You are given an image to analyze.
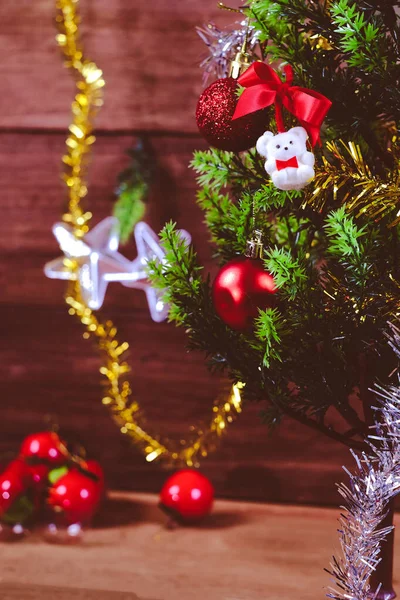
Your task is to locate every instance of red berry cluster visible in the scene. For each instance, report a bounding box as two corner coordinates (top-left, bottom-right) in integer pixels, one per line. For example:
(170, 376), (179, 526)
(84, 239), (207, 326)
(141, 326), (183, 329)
(0, 431), (104, 530)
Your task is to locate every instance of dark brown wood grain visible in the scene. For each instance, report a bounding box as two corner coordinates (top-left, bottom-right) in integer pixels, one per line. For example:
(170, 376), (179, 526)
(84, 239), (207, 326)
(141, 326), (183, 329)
(0, 0), (233, 132)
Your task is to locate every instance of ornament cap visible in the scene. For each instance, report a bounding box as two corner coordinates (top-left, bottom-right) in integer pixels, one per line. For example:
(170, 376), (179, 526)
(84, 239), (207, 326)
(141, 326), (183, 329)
(229, 51), (250, 79)
(229, 37), (251, 79)
(245, 230), (264, 259)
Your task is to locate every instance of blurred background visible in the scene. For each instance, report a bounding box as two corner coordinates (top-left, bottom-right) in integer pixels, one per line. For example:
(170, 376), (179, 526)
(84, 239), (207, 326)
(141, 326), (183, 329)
(0, 0), (350, 504)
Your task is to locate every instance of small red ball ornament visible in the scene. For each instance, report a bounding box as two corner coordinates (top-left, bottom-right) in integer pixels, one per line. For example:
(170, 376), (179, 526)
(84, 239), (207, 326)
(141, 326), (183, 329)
(0, 459), (32, 518)
(48, 461), (104, 526)
(213, 257), (277, 330)
(196, 77), (268, 152)
(85, 460), (105, 494)
(160, 470), (214, 524)
(20, 431), (68, 466)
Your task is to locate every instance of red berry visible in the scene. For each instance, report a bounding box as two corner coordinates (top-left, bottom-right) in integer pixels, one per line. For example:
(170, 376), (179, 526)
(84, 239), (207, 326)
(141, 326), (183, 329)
(20, 431), (68, 466)
(48, 462), (103, 525)
(160, 470), (214, 523)
(31, 463), (52, 488)
(85, 460), (105, 493)
(0, 459), (32, 518)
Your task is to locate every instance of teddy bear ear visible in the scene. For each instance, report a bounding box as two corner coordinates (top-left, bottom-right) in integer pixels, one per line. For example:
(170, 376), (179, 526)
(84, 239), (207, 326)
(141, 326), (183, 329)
(256, 131), (274, 157)
(289, 126), (309, 143)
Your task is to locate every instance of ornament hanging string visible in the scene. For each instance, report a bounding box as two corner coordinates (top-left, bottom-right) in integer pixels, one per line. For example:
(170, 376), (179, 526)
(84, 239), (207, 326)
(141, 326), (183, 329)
(233, 62), (332, 145)
(55, 0), (244, 468)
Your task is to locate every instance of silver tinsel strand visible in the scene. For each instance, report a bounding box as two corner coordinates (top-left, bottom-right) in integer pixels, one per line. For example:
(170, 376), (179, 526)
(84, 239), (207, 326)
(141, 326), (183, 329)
(196, 21), (260, 85)
(327, 324), (400, 600)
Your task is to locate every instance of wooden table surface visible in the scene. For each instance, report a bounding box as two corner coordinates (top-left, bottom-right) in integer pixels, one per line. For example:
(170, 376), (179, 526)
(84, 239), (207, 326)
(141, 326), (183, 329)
(1, 492), (399, 600)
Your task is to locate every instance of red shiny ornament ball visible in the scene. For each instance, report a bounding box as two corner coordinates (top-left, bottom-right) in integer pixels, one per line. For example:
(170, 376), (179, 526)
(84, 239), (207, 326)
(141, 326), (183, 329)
(48, 462), (103, 526)
(20, 431), (68, 466)
(0, 459), (32, 518)
(196, 77), (269, 152)
(213, 258), (277, 330)
(160, 469), (214, 524)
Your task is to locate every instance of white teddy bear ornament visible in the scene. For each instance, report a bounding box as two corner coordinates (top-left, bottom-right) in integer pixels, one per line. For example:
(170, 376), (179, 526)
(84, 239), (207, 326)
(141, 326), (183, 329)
(256, 126), (315, 191)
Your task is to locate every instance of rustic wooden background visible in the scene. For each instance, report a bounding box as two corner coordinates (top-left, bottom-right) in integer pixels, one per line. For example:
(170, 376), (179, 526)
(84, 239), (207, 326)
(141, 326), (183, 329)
(0, 0), (351, 505)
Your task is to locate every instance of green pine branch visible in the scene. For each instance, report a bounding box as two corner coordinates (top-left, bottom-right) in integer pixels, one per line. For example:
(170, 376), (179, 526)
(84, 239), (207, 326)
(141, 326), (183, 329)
(254, 307), (285, 367)
(324, 206), (373, 296)
(331, 0), (385, 73)
(191, 149), (238, 190)
(191, 148), (264, 191)
(325, 206), (366, 260)
(146, 223), (263, 384)
(146, 221), (204, 325)
(196, 187), (253, 259)
(113, 140), (154, 244)
(264, 247), (307, 300)
(113, 183), (147, 244)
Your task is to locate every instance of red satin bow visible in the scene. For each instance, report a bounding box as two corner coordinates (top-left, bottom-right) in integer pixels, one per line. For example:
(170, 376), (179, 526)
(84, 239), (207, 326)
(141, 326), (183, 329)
(232, 63), (332, 147)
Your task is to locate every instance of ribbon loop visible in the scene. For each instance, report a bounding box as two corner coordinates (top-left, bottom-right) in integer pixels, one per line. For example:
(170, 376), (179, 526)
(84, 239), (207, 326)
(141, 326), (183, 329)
(232, 62), (332, 146)
(283, 64), (294, 86)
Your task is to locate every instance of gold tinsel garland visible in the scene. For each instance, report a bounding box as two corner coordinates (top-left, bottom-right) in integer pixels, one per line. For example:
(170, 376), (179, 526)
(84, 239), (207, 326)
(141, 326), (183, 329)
(56, 0), (243, 468)
(306, 140), (400, 227)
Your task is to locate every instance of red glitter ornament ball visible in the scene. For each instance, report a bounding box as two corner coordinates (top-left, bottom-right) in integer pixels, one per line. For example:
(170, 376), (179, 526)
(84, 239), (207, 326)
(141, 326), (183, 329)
(160, 470), (214, 524)
(48, 461), (104, 526)
(213, 258), (277, 330)
(196, 77), (268, 152)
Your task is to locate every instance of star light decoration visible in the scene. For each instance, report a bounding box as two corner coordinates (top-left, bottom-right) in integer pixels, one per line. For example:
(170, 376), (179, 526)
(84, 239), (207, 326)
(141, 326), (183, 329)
(44, 217), (191, 322)
(196, 20), (260, 85)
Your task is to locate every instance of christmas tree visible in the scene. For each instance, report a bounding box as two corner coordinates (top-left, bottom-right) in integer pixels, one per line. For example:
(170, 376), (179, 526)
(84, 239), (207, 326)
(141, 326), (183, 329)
(147, 2), (400, 598)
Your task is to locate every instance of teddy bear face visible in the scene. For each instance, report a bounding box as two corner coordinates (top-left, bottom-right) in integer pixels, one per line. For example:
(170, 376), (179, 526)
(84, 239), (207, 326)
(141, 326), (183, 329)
(265, 129), (306, 161)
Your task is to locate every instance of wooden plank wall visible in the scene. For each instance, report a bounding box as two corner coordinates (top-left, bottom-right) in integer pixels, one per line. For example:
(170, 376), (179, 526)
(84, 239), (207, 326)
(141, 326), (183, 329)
(0, 0), (351, 505)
